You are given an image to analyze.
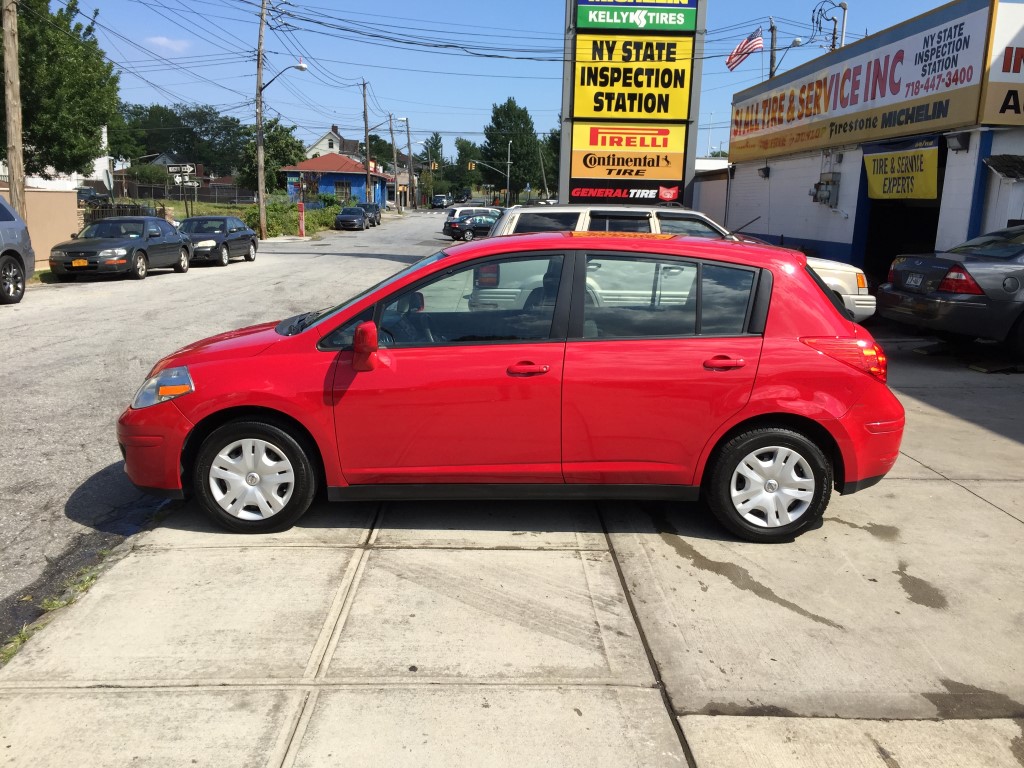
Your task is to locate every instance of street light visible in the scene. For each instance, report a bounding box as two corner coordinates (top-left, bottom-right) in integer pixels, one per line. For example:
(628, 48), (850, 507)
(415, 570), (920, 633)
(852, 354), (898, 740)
(256, 57), (307, 240)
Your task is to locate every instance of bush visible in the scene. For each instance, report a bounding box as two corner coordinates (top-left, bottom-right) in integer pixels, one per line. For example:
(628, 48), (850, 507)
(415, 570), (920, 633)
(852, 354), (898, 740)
(242, 203), (341, 237)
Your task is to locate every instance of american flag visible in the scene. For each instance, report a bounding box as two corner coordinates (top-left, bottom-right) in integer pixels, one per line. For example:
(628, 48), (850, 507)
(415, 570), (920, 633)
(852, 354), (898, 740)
(726, 27), (764, 71)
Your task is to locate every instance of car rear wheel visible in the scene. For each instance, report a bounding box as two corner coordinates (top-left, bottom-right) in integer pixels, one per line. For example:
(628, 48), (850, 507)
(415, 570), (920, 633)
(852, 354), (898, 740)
(0, 254), (26, 305)
(463, 229), (475, 241)
(174, 248), (190, 273)
(245, 241), (257, 261)
(217, 244), (230, 267)
(1006, 312), (1024, 359)
(706, 427), (832, 543)
(193, 420), (317, 533)
(130, 251), (148, 280)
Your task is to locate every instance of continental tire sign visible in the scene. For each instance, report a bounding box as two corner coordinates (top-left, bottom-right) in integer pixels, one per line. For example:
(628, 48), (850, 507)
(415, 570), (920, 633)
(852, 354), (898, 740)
(569, 0), (697, 205)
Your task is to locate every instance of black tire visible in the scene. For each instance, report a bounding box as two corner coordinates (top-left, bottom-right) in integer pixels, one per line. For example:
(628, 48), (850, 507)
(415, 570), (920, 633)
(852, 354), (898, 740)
(217, 244), (230, 267)
(705, 427), (832, 543)
(244, 240), (257, 262)
(0, 253), (26, 305)
(173, 247), (190, 273)
(192, 420), (317, 533)
(130, 251), (148, 280)
(360, 220), (366, 231)
(462, 229), (475, 241)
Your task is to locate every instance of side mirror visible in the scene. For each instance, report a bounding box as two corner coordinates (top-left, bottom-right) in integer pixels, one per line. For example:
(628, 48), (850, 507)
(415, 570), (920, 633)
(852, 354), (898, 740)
(70, 233), (78, 239)
(352, 321), (381, 372)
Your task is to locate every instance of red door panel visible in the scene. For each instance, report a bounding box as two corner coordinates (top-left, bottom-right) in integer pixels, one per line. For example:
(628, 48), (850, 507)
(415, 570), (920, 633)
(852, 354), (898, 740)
(562, 337), (762, 484)
(332, 343), (565, 484)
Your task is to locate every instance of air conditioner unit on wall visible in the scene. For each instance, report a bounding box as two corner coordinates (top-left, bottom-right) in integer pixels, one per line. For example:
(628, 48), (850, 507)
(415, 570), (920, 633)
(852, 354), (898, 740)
(811, 172), (840, 207)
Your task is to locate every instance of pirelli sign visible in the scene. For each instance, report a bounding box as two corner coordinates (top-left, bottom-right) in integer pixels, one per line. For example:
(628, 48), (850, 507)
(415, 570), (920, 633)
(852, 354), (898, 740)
(569, 0), (697, 204)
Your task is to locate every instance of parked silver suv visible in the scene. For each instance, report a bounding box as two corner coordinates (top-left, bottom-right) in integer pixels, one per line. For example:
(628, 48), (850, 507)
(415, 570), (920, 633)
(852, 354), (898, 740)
(489, 204), (875, 322)
(0, 194), (34, 305)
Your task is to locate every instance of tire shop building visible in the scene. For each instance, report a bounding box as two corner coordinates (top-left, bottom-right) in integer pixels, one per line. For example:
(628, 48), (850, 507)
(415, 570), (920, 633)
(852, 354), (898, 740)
(727, 0), (1024, 284)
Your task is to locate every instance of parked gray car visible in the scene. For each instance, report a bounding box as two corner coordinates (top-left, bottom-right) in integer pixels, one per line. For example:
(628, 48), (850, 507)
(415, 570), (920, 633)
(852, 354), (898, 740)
(0, 194), (35, 305)
(878, 225), (1024, 356)
(179, 216), (258, 266)
(49, 216), (192, 280)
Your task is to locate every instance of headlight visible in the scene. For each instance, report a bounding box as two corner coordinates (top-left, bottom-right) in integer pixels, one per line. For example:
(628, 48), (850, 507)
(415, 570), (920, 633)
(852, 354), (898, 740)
(194, 239), (216, 248)
(132, 366), (194, 410)
(50, 250), (64, 258)
(98, 248), (128, 257)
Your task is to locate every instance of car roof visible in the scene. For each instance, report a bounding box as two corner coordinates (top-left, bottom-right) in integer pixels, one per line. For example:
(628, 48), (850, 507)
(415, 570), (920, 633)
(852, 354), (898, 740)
(505, 203), (705, 215)
(181, 215), (228, 220)
(441, 231), (806, 271)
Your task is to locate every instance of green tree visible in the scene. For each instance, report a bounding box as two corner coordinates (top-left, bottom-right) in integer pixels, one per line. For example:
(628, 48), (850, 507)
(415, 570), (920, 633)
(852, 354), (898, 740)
(481, 98), (540, 205)
(362, 134), (394, 169)
(415, 131), (446, 199)
(0, 0), (120, 176)
(116, 103), (246, 175)
(236, 119), (305, 193)
(445, 137), (481, 194)
(540, 120), (561, 198)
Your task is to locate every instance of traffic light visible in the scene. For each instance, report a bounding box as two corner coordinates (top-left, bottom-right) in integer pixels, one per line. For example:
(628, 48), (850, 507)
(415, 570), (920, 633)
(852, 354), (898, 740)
(430, 161), (438, 170)
(467, 161), (476, 170)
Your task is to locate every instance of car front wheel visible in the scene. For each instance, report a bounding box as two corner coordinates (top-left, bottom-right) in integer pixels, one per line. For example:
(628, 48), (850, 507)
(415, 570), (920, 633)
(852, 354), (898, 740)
(706, 427), (832, 543)
(217, 244), (230, 267)
(130, 251), (148, 280)
(193, 420), (317, 533)
(245, 241), (257, 261)
(0, 254), (26, 305)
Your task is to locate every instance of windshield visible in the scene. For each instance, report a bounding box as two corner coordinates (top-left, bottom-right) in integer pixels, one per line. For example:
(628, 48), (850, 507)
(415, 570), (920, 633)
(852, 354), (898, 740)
(341, 207), (363, 215)
(948, 227), (1024, 259)
(79, 220), (144, 239)
(296, 251), (449, 334)
(179, 219), (225, 234)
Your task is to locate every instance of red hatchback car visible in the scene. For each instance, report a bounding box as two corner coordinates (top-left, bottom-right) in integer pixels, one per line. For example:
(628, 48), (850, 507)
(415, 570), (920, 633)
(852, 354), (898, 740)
(118, 232), (904, 542)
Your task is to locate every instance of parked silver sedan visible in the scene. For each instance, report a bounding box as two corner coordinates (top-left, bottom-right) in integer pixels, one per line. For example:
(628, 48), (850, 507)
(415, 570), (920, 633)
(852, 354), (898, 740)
(877, 225), (1024, 357)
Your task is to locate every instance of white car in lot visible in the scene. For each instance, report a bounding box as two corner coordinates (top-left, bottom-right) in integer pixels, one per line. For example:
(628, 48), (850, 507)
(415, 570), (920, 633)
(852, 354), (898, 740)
(488, 205), (876, 323)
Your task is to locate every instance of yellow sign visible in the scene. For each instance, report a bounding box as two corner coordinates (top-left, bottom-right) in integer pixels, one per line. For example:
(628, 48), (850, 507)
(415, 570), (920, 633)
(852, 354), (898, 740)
(571, 123), (686, 180)
(574, 34), (693, 120)
(863, 143), (939, 199)
(980, 0), (1024, 124)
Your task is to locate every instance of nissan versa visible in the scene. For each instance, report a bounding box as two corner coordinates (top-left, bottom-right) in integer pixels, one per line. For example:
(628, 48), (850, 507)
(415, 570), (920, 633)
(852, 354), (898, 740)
(118, 232), (904, 543)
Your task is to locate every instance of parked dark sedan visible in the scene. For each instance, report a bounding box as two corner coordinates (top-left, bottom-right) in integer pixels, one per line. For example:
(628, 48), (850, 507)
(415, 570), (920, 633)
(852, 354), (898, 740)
(49, 216), (192, 280)
(356, 202), (381, 227)
(335, 207), (370, 231)
(878, 225), (1024, 356)
(180, 216), (258, 266)
(449, 214), (498, 241)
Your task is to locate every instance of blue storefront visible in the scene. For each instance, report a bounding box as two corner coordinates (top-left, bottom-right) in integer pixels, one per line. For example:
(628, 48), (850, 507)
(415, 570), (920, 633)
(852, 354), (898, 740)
(281, 155), (391, 205)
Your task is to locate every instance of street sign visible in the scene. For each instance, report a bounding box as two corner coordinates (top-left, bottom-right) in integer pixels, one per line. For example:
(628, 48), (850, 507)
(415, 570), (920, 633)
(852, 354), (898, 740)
(174, 174), (183, 184)
(182, 181), (200, 188)
(167, 164), (196, 174)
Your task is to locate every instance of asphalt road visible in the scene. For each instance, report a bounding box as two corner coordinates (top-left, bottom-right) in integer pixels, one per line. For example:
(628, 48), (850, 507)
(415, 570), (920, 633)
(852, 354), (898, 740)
(0, 211), (452, 639)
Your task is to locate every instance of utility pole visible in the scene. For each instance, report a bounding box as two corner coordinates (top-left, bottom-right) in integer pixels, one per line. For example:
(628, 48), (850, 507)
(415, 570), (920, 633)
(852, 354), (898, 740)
(362, 80), (371, 203)
(3, 0), (27, 221)
(538, 141), (549, 200)
(505, 140), (512, 207)
(405, 119), (415, 209)
(769, 17), (778, 78)
(389, 115), (401, 213)
(255, 0), (269, 240)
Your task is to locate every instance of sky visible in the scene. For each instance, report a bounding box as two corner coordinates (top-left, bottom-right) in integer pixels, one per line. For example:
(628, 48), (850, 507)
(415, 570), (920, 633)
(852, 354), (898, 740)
(86, 0), (944, 160)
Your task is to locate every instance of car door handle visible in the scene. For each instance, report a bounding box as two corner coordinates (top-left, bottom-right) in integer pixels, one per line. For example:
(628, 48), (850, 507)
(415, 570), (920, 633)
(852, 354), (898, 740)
(507, 362), (550, 376)
(703, 356), (746, 370)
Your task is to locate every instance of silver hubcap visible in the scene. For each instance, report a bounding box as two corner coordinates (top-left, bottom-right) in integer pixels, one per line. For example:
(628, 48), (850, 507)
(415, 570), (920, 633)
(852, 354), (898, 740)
(221, 247), (229, 264)
(180, 252), (187, 268)
(137, 256), (146, 276)
(248, 244), (255, 258)
(730, 446), (815, 528)
(208, 438), (295, 520)
(1, 262), (22, 297)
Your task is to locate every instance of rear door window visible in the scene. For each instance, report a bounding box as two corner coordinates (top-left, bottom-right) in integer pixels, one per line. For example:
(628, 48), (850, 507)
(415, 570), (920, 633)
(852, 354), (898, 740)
(657, 215), (726, 238)
(587, 211), (652, 233)
(512, 212), (581, 233)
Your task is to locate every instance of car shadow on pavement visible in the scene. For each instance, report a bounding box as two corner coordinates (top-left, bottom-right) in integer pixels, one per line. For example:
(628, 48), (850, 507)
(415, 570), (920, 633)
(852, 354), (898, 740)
(142, 495), (774, 545)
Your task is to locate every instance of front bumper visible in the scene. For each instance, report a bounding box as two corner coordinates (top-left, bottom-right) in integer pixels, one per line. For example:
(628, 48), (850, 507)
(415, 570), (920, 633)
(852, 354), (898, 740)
(843, 293), (877, 323)
(49, 258), (130, 275)
(190, 246), (219, 260)
(877, 286), (1009, 340)
(117, 400), (195, 495)
(335, 221), (363, 230)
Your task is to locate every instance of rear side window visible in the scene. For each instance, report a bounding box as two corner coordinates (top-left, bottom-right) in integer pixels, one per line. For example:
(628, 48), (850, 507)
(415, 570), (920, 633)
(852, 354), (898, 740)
(657, 215), (725, 238)
(0, 201), (15, 222)
(513, 212), (580, 233)
(588, 213), (652, 233)
(701, 264), (756, 335)
(444, 208), (456, 218)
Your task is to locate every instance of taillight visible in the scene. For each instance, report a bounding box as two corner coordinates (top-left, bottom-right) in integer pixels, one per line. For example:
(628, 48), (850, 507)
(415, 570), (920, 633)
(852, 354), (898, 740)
(937, 264), (984, 295)
(887, 257), (905, 285)
(801, 337), (888, 383)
